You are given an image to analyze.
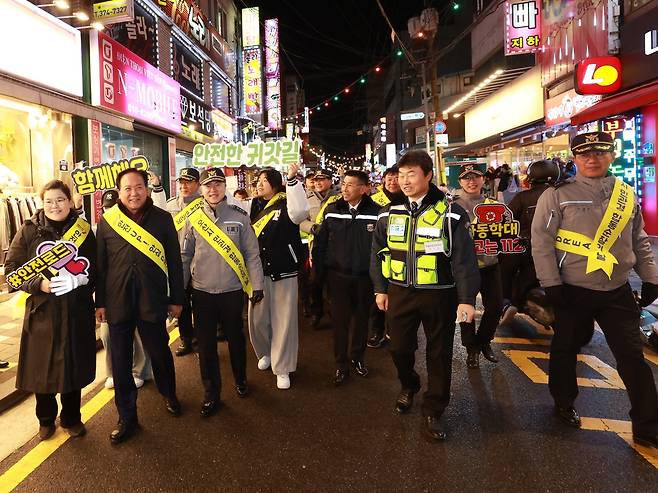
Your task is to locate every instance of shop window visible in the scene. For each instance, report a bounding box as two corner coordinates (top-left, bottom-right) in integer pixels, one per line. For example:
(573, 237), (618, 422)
(212, 73), (232, 114)
(100, 124), (163, 184)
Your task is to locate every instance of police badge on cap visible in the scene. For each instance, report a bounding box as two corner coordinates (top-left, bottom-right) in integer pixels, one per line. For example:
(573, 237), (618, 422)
(200, 167), (226, 185)
(177, 167), (200, 182)
(570, 132), (615, 155)
(458, 164), (484, 179)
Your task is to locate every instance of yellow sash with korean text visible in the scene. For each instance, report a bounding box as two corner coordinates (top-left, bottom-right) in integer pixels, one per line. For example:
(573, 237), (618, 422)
(174, 197), (204, 231)
(252, 192), (287, 237)
(103, 205), (168, 276)
(555, 179), (634, 279)
(371, 188), (390, 207)
(307, 193), (340, 252)
(189, 208), (253, 297)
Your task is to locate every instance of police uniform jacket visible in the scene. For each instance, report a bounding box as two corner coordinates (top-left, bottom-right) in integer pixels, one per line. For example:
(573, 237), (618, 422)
(165, 191), (201, 245)
(181, 199), (264, 294)
(313, 194), (380, 278)
(299, 188), (340, 234)
(531, 174), (658, 291)
(370, 183), (480, 305)
(453, 190), (498, 269)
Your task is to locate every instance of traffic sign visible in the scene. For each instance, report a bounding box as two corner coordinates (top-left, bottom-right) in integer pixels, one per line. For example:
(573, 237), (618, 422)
(434, 120), (447, 134)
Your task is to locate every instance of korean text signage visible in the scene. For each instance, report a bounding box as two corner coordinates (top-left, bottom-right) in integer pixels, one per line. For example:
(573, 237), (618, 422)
(504, 0), (542, 55)
(193, 139), (301, 167)
(471, 203), (526, 256)
(265, 18), (281, 130)
(93, 0), (134, 25)
(401, 112), (424, 121)
(545, 89), (601, 127)
(109, 1), (157, 66)
(181, 93), (215, 138)
(90, 31), (181, 133)
(72, 155), (150, 195)
(243, 48), (262, 115)
(575, 57), (622, 95)
(601, 116), (643, 202)
(242, 7), (260, 47)
(6, 242), (87, 290)
(619, 5), (658, 90)
(172, 36), (203, 100)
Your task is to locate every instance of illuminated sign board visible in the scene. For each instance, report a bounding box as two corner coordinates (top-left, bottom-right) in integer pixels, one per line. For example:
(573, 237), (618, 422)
(242, 7), (260, 47)
(401, 112), (425, 121)
(504, 0), (541, 55)
(265, 19), (281, 130)
(93, 0), (134, 25)
(601, 115), (643, 203)
(243, 47), (262, 115)
(544, 89), (601, 127)
(575, 57), (622, 95)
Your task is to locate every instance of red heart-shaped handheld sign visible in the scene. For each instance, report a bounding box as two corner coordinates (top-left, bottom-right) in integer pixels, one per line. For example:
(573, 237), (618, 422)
(64, 257), (89, 276)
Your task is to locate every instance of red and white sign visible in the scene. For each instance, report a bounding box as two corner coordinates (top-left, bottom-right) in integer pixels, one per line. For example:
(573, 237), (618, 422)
(575, 57), (622, 95)
(89, 31), (181, 133)
(504, 0), (542, 55)
(544, 89), (601, 127)
(88, 120), (104, 226)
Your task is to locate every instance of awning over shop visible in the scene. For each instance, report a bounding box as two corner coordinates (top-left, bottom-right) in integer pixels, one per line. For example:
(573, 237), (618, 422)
(570, 80), (658, 125)
(444, 119), (545, 157)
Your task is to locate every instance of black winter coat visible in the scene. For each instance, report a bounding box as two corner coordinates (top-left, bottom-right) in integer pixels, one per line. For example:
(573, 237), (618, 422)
(314, 195), (380, 278)
(96, 198), (185, 324)
(507, 184), (550, 240)
(5, 210), (97, 394)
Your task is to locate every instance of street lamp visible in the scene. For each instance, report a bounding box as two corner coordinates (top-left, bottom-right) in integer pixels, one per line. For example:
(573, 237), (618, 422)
(58, 11), (89, 21)
(38, 1), (69, 9)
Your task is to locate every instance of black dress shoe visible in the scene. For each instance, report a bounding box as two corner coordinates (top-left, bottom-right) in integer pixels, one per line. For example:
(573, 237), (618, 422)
(0, 360), (9, 369)
(236, 382), (249, 397)
(395, 387), (419, 414)
(633, 433), (658, 449)
(350, 360), (369, 377)
(200, 400), (222, 417)
(110, 419), (139, 444)
(164, 397), (182, 416)
(555, 405), (581, 428)
(466, 347), (480, 368)
(175, 343), (193, 357)
(333, 369), (349, 386)
(481, 343), (499, 363)
(423, 416), (447, 441)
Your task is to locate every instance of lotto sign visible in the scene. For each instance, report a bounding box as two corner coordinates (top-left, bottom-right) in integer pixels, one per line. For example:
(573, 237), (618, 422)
(504, 0), (541, 55)
(193, 139), (301, 167)
(575, 57), (622, 95)
(72, 155), (149, 195)
(471, 203), (526, 256)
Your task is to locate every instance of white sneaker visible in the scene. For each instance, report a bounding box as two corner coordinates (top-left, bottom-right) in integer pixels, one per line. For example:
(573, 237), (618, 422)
(104, 377), (114, 389)
(133, 377), (144, 389)
(276, 374), (290, 390)
(257, 356), (271, 371)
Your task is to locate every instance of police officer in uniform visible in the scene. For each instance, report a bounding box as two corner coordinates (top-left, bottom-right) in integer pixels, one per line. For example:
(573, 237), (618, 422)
(181, 168), (264, 417)
(532, 132), (658, 448)
(371, 150), (480, 441)
(453, 164), (504, 368)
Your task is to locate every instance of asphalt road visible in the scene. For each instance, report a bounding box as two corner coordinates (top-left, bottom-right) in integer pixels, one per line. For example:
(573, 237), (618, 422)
(1, 310), (657, 492)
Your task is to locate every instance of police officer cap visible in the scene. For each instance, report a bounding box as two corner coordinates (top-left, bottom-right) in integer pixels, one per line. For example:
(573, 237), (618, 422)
(305, 170), (317, 179)
(570, 132), (615, 155)
(101, 189), (119, 209)
(177, 167), (200, 182)
(527, 159), (561, 184)
(314, 170), (332, 180)
(199, 167), (226, 185)
(458, 164), (484, 179)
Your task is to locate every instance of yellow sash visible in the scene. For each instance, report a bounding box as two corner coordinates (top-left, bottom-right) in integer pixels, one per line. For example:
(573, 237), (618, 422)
(371, 188), (390, 207)
(189, 208), (253, 297)
(174, 197), (204, 231)
(555, 179), (634, 279)
(103, 205), (168, 276)
(252, 192), (286, 237)
(308, 193), (340, 251)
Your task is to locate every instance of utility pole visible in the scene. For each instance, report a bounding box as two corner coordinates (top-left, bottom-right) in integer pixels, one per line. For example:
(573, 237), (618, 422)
(428, 30), (444, 184)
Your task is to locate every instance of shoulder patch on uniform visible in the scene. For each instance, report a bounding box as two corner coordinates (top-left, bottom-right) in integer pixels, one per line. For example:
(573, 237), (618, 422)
(229, 204), (248, 215)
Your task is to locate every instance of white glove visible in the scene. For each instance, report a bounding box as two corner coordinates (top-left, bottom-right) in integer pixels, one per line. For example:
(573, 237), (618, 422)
(50, 273), (89, 296)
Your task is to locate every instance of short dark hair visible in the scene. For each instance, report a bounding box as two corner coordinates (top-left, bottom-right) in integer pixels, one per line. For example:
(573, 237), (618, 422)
(382, 165), (399, 179)
(397, 150), (433, 176)
(40, 180), (72, 201)
(257, 168), (283, 193)
(344, 169), (369, 185)
(233, 189), (249, 199)
(116, 168), (149, 188)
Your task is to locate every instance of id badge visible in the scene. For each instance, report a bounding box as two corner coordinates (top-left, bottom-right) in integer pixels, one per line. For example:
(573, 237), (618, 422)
(424, 241), (445, 254)
(388, 217), (407, 238)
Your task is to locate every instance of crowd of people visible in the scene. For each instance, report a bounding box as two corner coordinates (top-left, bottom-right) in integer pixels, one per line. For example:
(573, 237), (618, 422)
(5, 131), (658, 448)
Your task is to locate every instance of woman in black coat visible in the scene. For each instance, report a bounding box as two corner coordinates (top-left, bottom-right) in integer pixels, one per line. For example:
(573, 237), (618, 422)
(5, 180), (96, 441)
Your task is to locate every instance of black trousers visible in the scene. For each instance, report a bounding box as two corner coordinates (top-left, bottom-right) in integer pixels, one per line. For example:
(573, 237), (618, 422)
(550, 283), (658, 436)
(369, 302), (386, 338)
(461, 264), (503, 348)
(178, 287), (194, 345)
(109, 319), (177, 421)
(35, 390), (81, 427)
(387, 284), (458, 417)
(192, 289), (246, 401)
(328, 273), (373, 369)
(299, 244), (311, 310)
(499, 249), (538, 308)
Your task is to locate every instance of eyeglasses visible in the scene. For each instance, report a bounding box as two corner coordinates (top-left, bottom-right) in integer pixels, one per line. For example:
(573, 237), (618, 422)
(460, 175), (482, 181)
(44, 198), (68, 208)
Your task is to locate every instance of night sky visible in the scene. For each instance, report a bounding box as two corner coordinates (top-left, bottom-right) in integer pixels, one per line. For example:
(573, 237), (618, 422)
(242, 0), (428, 156)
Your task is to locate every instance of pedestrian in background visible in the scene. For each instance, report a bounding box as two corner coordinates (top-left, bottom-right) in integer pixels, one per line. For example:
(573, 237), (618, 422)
(248, 164), (309, 390)
(313, 170), (379, 385)
(5, 180), (96, 440)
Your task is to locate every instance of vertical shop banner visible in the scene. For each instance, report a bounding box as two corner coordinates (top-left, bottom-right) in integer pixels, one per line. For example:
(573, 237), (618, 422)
(88, 120), (104, 225)
(242, 7), (260, 47)
(92, 0), (135, 25)
(171, 36), (204, 100)
(504, 0), (541, 55)
(168, 137), (177, 198)
(602, 115), (643, 202)
(180, 93), (215, 137)
(108, 1), (157, 67)
(302, 106), (310, 134)
(243, 47), (262, 115)
(90, 31), (181, 133)
(265, 19), (281, 130)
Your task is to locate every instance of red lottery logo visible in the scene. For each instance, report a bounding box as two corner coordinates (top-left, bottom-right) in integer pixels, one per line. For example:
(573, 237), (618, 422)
(575, 57), (622, 95)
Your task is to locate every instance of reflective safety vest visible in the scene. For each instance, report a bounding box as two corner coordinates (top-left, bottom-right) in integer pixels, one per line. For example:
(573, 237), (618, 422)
(378, 199), (453, 287)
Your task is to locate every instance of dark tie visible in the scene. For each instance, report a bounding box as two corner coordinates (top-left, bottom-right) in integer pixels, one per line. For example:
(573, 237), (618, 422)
(410, 202), (418, 213)
(350, 207), (358, 218)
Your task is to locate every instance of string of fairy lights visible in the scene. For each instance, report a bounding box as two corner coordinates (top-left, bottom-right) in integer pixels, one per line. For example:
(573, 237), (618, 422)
(307, 146), (370, 172)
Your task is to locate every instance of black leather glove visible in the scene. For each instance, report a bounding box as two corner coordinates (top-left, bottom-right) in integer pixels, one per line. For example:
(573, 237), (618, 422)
(310, 223), (321, 236)
(544, 285), (567, 310)
(639, 282), (658, 307)
(250, 290), (264, 304)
